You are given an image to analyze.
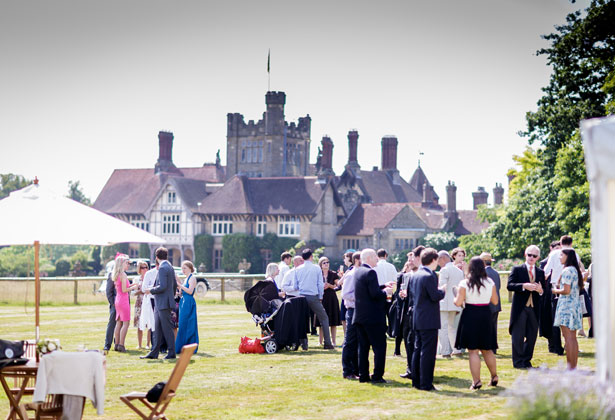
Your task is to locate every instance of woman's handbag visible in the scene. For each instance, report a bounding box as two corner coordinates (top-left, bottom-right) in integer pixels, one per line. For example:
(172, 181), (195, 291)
(579, 295), (588, 315)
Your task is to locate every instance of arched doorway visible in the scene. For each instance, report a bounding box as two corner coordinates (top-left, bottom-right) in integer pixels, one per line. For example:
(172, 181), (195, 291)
(167, 247), (182, 267)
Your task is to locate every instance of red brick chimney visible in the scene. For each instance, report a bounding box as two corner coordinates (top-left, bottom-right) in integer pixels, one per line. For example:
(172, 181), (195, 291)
(155, 131), (182, 175)
(320, 136), (334, 174)
(381, 136), (398, 171)
(347, 130), (360, 169)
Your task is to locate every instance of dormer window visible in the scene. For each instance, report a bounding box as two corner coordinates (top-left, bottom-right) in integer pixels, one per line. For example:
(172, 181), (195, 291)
(167, 191), (176, 204)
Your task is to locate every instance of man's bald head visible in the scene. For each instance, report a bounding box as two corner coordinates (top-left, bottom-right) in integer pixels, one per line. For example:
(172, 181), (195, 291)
(360, 248), (378, 267)
(292, 256), (304, 267)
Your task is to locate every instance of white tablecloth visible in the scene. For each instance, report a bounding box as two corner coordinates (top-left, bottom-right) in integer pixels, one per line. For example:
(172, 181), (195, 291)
(33, 351), (105, 415)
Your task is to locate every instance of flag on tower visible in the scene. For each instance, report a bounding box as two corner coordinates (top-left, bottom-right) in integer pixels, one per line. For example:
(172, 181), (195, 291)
(267, 49), (270, 73)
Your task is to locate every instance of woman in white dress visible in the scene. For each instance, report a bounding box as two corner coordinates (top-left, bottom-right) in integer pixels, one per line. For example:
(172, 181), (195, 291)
(139, 262), (158, 349)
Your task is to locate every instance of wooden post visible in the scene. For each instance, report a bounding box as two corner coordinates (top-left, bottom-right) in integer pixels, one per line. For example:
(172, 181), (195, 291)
(34, 240), (40, 343)
(74, 280), (79, 305)
(220, 278), (225, 302)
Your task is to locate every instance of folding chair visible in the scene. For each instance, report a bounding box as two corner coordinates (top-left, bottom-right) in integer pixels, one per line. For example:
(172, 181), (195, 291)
(120, 344), (197, 420)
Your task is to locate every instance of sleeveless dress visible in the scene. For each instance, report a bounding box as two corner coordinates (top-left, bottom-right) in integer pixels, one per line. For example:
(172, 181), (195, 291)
(114, 275), (131, 322)
(553, 267), (583, 330)
(316, 271), (341, 327)
(175, 275), (199, 353)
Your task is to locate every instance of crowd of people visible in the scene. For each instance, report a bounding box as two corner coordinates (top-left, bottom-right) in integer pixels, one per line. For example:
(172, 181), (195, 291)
(267, 234), (591, 389)
(100, 235), (591, 389)
(102, 247), (199, 359)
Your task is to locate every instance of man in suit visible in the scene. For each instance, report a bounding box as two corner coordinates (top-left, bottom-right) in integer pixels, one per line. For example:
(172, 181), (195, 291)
(437, 250), (463, 358)
(481, 252), (501, 353)
(411, 248), (446, 391)
(507, 245), (545, 368)
(353, 248), (394, 383)
(540, 240), (562, 354)
(142, 247), (177, 360)
(103, 270), (116, 352)
(341, 251), (361, 379)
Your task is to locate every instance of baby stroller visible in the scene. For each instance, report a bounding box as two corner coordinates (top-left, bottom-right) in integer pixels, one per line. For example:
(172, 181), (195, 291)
(244, 281), (309, 354)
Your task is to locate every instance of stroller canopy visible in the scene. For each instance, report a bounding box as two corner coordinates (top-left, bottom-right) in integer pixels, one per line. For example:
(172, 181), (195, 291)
(244, 280), (280, 315)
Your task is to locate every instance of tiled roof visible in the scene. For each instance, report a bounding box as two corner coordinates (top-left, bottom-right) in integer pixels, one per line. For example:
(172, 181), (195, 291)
(411, 206), (448, 230)
(455, 210), (489, 235)
(357, 170), (423, 203)
(199, 176), (339, 216)
(93, 165), (225, 215)
(169, 178), (209, 213)
(408, 166), (440, 201)
(338, 203), (408, 236)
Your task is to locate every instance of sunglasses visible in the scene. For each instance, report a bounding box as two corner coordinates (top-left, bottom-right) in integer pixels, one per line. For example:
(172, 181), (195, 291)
(527, 254), (539, 259)
(322, 261), (330, 264)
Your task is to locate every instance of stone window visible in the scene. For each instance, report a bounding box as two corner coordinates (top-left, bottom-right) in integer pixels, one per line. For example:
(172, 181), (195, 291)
(162, 214), (180, 234)
(256, 215), (267, 237)
(128, 215), (149, 232)
(394, 238), (414, 251)
(241, 140), (264, 163)
(342, 238), (360, 251)
(278, 215), (300, 237)
(213, 249), (223, 271)
(212, 215), (233, 236)
(167, 191), (176, 204)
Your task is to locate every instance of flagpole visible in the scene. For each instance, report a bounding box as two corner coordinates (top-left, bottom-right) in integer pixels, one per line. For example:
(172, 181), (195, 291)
(267, 49), (271, 92)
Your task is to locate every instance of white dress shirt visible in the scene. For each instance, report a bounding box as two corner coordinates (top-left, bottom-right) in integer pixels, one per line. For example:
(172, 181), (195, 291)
(281, 267), (300, 297)
(374, 259), (398, 286)
(544, 248), (582, 285)
(275, 261), (290, 289)
(341, 267), (358, 308)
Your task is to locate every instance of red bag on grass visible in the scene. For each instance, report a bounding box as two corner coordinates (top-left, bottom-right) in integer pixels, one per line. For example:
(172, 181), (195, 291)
(238, 336), (265, 354)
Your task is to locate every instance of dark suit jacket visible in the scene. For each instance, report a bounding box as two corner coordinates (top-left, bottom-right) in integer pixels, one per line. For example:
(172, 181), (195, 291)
(353, 264), (387, 326)
(412, 267), (445, 331)
(105, 272), (115, 306)
(150, 261), (176, 310)
(485, 266), (501, 313)
(506, 264), (546, 334)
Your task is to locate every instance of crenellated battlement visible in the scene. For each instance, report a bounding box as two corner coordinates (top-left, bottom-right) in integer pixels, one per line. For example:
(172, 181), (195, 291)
(226, 111), (310, 138)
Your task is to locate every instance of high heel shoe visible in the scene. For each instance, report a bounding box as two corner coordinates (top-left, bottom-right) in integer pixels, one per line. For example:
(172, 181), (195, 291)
(114, 344), (119, 351)
(489, 375), (499, 387)
(117, 344), (126, 353)
(469, 381), (482, 390)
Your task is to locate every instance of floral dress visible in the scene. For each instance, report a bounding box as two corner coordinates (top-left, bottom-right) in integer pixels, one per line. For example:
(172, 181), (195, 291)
(553, 266), (583, 331)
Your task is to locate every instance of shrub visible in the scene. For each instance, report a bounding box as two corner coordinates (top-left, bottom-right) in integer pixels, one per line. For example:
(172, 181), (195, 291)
(194, 234), (214, 272)
(421, 232), (459, 251)
(55, 259), (70, 276)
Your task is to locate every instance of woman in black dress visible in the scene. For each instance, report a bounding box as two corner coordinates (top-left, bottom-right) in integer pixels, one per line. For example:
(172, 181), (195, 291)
(317, 256), (342, 346)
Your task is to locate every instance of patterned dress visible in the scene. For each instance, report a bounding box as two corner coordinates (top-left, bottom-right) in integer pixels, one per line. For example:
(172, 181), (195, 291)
(553, 266), (583, 331)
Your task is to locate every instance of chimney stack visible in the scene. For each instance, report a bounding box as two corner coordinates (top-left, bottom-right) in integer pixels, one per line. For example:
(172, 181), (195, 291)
(381, 136), (398, 171)
(155, 131), (182, 175)
(472, 186), (489, 210)
(421, 181), (434, 208)
(319, 136), (334, 175)
(347, 130), (360, 170)
(493, 183), (504, 205)
(445, 181), (457, 215)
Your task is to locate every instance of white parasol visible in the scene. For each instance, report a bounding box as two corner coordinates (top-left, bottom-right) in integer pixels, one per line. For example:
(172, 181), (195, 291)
(0, 179), (165, 341)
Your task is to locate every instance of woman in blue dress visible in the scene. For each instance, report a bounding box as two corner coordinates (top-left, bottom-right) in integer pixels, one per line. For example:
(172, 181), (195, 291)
(175, 261), (199, 354)
(552, 249), (583, 369)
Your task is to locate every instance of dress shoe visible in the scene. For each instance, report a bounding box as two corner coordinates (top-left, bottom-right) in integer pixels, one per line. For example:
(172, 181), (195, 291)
(399, 372), (412, 379)
(140, 353), (157, 360)
(343, 375), (359, 380)
(359, 377), (371, 383)
(371, 377), (388, 384)
(422, 385), (438, 392)
(323, 344), (335, 350)
(163, 355), (176, 360)
(441, 354), (452, 359)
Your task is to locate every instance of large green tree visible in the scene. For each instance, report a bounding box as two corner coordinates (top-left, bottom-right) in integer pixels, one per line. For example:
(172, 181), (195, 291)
(67, 180), (91, 205)
(0, 173), (31, 199)
(487, 0), (614, 262)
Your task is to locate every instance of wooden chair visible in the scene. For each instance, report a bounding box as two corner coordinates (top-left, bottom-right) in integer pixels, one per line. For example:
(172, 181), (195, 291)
(120, 344), (197, 420)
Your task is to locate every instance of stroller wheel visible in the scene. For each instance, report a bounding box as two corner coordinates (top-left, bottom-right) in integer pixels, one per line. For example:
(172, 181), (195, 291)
(264, 339), (278, 354)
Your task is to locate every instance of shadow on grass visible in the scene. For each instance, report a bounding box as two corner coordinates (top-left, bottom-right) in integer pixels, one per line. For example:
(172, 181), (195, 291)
(579, 351), (595, 358)
(434, 375), (508, 397)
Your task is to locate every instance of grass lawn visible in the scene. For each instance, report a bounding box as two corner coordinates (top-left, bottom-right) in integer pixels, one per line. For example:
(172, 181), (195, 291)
(0, 296), (595, 420)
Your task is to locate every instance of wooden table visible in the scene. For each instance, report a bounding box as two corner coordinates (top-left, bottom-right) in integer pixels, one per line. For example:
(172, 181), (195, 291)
(0, 360), (38, 420)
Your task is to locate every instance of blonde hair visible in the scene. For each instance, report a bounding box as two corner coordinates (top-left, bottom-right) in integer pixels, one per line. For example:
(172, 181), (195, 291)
(182, 260), (195, 273)
(113, 255), (129, 282)
(265, 263), (279, 279)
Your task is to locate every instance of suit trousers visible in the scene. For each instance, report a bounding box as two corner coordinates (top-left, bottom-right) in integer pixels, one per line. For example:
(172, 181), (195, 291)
(548, 296), (563, 353)
(355, 322), (387, 381)
(150, 308), (176, 358)
(438, 311), (460, 356)
(341, 308), (359, 377)
(402, 314), (415, 375)
(491, 311), (499, 353)
(412, 329), (438, 390)
(511, 306), (538, 368)
(104, 303), (116, 350)
(304, 295), (332, 346)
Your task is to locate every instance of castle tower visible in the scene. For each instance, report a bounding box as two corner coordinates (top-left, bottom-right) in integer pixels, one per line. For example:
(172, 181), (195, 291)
(493, 183), (504, 205)
(154, 131), (182, 175)
(226, 91), (311, 179)
(472, 186), (489, 209)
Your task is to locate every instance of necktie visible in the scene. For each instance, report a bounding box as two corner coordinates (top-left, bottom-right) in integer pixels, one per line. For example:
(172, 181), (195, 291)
(526, 266), (535, 307)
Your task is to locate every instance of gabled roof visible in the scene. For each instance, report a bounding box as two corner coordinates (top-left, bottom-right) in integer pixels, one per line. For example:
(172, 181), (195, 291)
(199, 176), (344, 216)
(168, 177), (209, 213)
(93, 165), (225, 215)
(410, 205), (489, 235)
(338, 203), (409, 236)
(336, 167), (425, 206)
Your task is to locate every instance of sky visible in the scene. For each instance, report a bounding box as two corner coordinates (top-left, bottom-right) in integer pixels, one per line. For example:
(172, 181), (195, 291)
(0, 0), (590, 210)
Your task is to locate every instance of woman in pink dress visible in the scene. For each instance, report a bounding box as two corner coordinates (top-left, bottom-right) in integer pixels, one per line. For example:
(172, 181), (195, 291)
(113, 255), (138, 352)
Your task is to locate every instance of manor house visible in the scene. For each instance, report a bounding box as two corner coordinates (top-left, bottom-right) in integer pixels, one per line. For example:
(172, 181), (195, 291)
(94, 91), (501, 270)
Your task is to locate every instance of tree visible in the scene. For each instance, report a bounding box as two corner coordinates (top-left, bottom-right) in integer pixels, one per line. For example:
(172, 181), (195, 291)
(67, 180), (91, 205)
(194, 234), (214, 272)
(0, 173), (31, 199)
(421, 232), (459, 251)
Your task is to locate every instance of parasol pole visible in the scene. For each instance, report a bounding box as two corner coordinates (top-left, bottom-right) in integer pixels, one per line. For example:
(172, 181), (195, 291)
(35, 240), (40, 343)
